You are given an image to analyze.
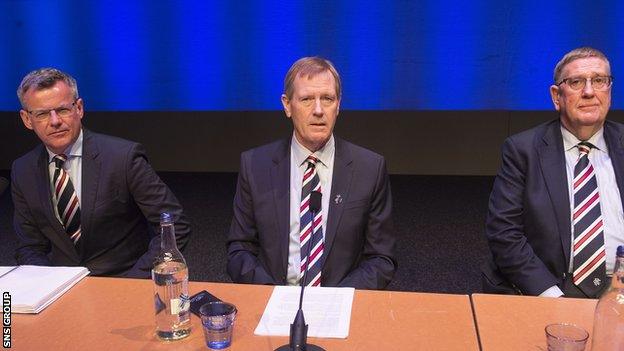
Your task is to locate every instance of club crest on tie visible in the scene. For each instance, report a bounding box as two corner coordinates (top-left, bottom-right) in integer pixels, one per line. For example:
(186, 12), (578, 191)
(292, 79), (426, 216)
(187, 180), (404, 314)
(334, 194), (342, 204)
(593, 277), (602, 286)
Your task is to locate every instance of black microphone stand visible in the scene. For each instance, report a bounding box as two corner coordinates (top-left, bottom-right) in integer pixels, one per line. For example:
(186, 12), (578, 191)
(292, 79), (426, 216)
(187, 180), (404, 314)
(275, 191), (325, 351)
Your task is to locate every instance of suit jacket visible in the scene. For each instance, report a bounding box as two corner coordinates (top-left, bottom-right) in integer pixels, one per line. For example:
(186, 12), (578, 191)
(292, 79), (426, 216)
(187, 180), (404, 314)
(483, 119), (624, 296)
(12, 129), (190, 278)
(226, 137), (396, 289)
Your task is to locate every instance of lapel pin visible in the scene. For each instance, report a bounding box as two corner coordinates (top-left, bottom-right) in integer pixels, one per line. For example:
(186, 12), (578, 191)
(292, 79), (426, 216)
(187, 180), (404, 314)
(334, 194), (343, 204)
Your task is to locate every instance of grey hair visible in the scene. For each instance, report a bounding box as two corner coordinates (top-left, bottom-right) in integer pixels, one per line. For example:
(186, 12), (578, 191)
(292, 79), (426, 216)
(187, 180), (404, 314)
(17, 68), (79, 109)
(553, 47), (610, 83)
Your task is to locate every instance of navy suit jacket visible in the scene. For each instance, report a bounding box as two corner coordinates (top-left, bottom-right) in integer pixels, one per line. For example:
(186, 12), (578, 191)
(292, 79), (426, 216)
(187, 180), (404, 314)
(12, 129), (190, 278)
(226, 137), (396, 289)
(483, 119), (624, 295)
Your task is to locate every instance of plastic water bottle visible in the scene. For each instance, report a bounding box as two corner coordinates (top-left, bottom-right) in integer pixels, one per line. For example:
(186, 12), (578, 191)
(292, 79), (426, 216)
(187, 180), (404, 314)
(591, 245), (624, 350)
(152, 212), (191, 340)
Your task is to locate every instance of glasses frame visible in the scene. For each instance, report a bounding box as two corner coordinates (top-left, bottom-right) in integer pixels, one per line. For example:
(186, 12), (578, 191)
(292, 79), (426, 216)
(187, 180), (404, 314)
(556, 75), (613, 91)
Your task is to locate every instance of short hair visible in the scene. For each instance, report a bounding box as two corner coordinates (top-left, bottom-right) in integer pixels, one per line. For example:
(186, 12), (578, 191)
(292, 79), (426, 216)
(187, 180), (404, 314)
(553, 47), (611, 83)
(17, 68), (79, 109)
(283, 57), (342, 100)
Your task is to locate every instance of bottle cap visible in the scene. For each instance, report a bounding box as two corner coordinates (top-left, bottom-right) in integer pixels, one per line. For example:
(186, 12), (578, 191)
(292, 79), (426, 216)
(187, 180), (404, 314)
(618, 245), (624, 258)
(160, 212), (173, 224)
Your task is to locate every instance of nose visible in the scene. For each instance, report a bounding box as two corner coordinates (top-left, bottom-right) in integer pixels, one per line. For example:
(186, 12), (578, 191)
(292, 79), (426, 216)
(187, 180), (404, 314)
(313, 98), (323, 116)
(48, 110), (62, 127)
(581, 78), (595, 97)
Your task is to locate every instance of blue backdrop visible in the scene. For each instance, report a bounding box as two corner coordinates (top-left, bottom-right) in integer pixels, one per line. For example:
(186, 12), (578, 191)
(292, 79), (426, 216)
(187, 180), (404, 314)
(1, 1), (623, 111)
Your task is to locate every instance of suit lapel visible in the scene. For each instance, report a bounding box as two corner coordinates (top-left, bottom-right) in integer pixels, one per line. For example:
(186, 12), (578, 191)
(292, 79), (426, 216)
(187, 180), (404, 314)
(323, 138), (353, 266)
(537, 121), (572, 267)
(270, 139), (291, 279)
(35, 146), (79, 260)
(604, 121), (624, 211)
(79, 130), (101, 256)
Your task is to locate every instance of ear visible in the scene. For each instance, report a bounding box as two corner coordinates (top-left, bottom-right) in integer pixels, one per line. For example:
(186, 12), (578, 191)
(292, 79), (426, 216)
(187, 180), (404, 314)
(281, 94), (292, 118)
(75, 98), (85, 120)
(549, 85), (561, 111)
(19, 110), (34, 130)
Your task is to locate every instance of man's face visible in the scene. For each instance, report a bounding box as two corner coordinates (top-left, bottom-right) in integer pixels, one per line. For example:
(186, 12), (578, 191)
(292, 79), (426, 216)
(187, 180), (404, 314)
(19, 81), (84, 154)
(281, 70), (340, 152)
(550, 57), (611, 137)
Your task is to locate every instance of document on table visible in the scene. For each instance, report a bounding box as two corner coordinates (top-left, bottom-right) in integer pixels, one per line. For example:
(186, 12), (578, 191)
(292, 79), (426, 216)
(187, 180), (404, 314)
(0, 265), (89, 314)
(254, 286), (355, 338)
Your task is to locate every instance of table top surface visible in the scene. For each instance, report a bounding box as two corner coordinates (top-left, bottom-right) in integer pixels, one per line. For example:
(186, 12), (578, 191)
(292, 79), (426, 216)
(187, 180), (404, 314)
(471, 293), (598, 351)
(12, 277), (480, 351)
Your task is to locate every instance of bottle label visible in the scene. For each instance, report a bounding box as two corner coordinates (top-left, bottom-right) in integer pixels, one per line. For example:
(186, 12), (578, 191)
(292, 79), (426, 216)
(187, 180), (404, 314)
(170, 294), (190, 315)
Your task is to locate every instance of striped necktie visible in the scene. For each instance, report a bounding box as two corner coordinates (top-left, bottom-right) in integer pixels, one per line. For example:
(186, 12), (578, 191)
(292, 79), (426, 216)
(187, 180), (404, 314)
(299, 155), (324, 286)
(52, 154), (81, 243)
(572, 142), (606, 297)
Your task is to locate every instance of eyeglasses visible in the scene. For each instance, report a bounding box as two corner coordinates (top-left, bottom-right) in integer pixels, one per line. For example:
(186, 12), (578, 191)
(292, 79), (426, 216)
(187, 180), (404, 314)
(26, 101), (77, 121)
(556, 76), (613, 91)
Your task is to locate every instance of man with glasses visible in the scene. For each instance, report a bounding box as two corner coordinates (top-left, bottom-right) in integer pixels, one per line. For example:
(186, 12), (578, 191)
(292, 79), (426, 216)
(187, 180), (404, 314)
(11, 68), (190, 277)
(483, 47), (624, 298)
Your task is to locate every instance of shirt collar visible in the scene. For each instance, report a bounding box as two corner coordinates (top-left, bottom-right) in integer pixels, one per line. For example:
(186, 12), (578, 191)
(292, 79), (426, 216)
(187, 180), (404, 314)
(291, 133), (335, 168)
(47, 129), (83, 162)
(560, 124), (607, 154)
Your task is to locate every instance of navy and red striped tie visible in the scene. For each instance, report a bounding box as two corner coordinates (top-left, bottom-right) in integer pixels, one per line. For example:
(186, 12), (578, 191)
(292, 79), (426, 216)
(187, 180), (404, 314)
(299, 155), (324, 286)
(571, 142), (606, 297)
(52, 154), (81, 243)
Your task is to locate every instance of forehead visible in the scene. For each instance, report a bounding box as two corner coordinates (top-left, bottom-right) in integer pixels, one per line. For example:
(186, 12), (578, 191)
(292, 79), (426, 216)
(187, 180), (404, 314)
(23, 81), (73, 107)
(561, 57), (610, 77)
(292, 70), (336, 94)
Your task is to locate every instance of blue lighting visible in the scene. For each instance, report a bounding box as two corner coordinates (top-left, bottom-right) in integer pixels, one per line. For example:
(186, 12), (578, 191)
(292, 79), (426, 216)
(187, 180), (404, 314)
(1, 1), (622, 111)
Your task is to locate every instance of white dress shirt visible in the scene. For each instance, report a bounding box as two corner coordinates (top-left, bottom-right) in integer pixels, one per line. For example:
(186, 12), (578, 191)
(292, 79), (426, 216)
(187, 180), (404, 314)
(286, 134), (335, 285)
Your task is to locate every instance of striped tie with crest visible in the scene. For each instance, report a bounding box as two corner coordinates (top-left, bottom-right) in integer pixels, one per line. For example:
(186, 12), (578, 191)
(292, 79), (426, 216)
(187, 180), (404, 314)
(571, 141), (607, 297)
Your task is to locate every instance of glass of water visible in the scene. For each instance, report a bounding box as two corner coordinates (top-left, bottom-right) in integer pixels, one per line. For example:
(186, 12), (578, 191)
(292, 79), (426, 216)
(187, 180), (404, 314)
(200, 301), (237, 349)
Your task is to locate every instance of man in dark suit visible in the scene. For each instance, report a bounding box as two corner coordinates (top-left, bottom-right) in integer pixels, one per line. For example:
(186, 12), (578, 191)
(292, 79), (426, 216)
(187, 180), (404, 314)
(227, 57), (396, 289)
(484, 47), (624, 298)
(12, 68), (190, 278)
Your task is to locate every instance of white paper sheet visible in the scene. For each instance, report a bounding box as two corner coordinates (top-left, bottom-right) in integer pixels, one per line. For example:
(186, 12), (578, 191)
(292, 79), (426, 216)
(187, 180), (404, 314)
(254, 286), (354, 338)
(0, 265), (89, 313)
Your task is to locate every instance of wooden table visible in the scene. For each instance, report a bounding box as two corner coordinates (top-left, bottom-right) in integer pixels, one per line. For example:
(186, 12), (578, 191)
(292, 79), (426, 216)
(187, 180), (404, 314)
(471, 293), (598, 351)
(12, 277), (479, 350)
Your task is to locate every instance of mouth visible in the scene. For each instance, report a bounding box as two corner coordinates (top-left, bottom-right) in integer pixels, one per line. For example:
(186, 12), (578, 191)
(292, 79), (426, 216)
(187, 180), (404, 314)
(48, 130), (69, 137)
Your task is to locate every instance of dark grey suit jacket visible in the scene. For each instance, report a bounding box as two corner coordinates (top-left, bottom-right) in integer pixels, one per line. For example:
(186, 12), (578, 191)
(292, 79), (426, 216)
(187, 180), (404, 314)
(226, 137), (396, 289)
(12, 129), (190, 278)
(483, 119), (624, 295)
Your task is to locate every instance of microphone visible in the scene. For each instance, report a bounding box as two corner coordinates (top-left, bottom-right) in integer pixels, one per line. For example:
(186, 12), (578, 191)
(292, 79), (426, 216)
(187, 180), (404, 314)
(0, 177), (8, 197)
(276, 190), (325, 351)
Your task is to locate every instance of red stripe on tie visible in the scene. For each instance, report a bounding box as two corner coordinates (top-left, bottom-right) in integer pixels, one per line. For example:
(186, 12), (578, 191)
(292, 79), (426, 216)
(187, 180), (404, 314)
(303, 168), (314, 182)
(64, 196), (79, 223)
(56, 171), (67, 195)
(574, 165), (593, 189)
(300, 198), (309, 213)
(573, 192), (599, 220)
(300, 226), (312, 242)
(308, 242), (324, 262)
(313, 216), (322, 228)
(574, 250), (606, 283)
(310, 275), (321, 286)
(574, 220), (603, 251)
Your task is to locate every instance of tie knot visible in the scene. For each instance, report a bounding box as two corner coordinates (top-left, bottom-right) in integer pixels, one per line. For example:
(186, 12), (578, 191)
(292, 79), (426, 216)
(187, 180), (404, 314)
(577, 142), (594, 156)
(53, 154), (68, 168)
(306, 155), (319, 166)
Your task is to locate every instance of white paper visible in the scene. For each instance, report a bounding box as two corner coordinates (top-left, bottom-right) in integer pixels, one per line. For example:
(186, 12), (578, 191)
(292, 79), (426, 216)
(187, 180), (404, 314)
(0, 265), (89, 313)
(0, 266), (17, 277)
(254, 286), (354, 338)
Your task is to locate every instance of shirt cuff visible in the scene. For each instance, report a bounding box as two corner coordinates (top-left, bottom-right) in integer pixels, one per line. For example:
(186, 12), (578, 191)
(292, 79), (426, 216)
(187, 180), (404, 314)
(539, 285), (564, 298)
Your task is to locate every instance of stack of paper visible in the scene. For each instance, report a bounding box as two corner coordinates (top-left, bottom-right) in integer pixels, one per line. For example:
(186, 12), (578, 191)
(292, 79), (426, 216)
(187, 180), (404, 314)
(0, 265), (89, 313)
(254, 286), (355, 338)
